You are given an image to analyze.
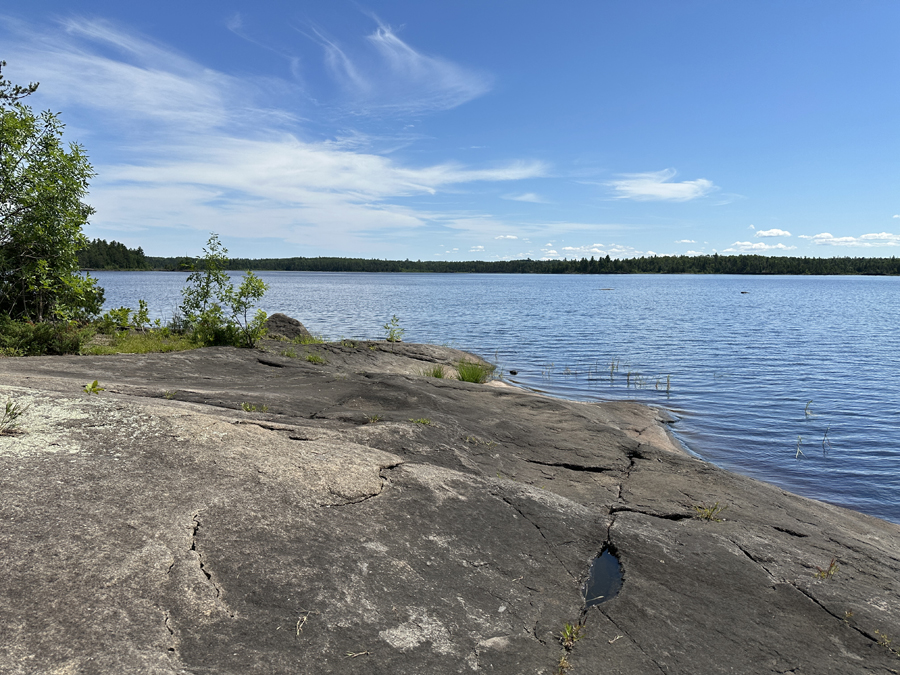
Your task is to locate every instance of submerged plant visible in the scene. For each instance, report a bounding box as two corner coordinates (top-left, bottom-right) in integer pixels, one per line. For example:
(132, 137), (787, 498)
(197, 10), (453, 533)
(795, 435), (805, 459)
(822, 426), (832, 455)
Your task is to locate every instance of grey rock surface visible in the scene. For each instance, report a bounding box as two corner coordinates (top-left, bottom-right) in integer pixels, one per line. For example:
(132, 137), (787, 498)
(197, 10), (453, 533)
(0, 341), (898, 674)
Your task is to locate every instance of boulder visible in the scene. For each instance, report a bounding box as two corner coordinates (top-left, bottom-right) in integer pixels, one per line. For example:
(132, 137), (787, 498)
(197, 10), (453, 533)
(264, 312), (312, 341)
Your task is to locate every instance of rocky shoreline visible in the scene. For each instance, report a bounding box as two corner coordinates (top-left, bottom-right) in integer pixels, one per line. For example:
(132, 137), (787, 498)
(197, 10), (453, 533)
(1, 335), (898, 674)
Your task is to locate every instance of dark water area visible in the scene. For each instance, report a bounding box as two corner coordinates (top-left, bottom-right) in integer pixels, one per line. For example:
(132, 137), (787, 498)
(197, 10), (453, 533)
(583, 549), (623, 607)
(93, 271), (900, 525)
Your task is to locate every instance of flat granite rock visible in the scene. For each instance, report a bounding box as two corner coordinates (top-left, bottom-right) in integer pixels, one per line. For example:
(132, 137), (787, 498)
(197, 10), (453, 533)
(0, 343), (898, 674)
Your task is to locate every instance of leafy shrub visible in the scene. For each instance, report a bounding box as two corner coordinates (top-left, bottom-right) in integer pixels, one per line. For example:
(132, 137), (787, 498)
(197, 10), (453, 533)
(0, 317), (94, 355)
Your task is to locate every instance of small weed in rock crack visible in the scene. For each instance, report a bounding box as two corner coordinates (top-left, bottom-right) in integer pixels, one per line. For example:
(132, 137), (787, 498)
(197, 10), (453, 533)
(409, 418), (432, 425)
(875, 629), (900, 657)
(241, 402), (269, 413)
(365, 414), (383, 424)
(83, 380), (105, 395)
(0, 398), (28, 435)
(813, 557), (839, 580)
(306, 353), (327, 365)
(559, 622), (584, 649)
(693, 502), (728, 522)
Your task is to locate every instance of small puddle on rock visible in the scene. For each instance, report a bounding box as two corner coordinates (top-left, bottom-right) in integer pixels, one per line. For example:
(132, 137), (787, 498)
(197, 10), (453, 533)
(583, 548), (622, 607)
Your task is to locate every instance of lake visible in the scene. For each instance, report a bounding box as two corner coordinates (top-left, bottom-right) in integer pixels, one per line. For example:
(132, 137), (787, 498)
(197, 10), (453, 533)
(93, 270), (900, 525)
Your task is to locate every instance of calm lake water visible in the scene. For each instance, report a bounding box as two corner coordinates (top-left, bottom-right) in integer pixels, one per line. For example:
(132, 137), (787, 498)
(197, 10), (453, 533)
(94, 271), (900, 525)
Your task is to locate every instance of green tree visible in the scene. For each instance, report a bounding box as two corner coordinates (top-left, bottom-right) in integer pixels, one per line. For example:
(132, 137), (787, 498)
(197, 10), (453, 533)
(180, 234), (269, 347)
(0, 61), (103, 321)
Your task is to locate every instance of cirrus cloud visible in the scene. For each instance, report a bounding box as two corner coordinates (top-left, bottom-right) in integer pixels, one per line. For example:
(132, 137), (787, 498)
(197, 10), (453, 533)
(501, 192), (546, 203)
(608, 168), (716, 202)
(724, 241), (796, 253)
(798, 232), (900, 247)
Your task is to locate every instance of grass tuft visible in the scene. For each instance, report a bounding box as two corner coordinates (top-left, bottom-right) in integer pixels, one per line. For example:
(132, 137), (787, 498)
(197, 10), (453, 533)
(0, 398), (28, 435)
(456, 360), (495, 383)
(693, 501), (728, 522)
(419, 364), (447, 378)
(306, 353), (327, 365)
(292, 334), (326, 345)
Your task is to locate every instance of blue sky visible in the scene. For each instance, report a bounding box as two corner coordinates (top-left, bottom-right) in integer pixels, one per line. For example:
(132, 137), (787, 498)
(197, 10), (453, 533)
(3, 1), (899, 260)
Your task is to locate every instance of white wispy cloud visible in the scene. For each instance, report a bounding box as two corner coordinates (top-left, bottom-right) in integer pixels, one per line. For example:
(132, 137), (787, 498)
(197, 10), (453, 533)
(724, 241), (796, 253)
(494, 235), (518, 240)
(469, 245), (484, 252)
(755, 228), (791, 238)
(608, 168), (716, 202)
(307, 19), (492, 114)
(893, 215), (900, 219)
(675, 239), (696, 243)
(2, 17), (540, 253)
(798, 232), (900, 247)
(501, 192), (545, 203)
(553, 243), (652, 259)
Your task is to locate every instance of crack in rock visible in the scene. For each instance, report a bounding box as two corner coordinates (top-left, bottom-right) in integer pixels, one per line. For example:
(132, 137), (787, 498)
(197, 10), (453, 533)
(791, 583), (879, 646)
(256, 358), (286, 368)
(523, 459), (615, 474)
(609, 506), (692, 521)
(321, 462), (403, 508)
(732, 540), (777, 582)
(499, 496), (578, 583)
(596, 608), (668, 675)
(190, 513), (234, 617)
(772, 526), (809, 538)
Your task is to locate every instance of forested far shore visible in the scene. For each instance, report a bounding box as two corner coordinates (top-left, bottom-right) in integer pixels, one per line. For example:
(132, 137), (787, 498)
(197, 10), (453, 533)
(78, 238), (900, 275)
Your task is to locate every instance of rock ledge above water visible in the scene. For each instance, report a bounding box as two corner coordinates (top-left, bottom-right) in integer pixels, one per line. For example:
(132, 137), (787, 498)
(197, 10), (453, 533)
(0, 339), (897, 674)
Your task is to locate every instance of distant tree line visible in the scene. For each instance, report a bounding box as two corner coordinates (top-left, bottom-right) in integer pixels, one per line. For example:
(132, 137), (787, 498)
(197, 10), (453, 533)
(80, 239), (900, 275)
(78, 238), (151, 270)
(161, 253), (900, 276)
